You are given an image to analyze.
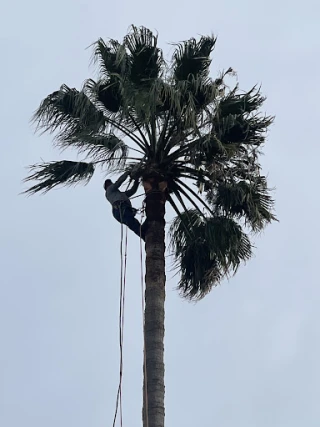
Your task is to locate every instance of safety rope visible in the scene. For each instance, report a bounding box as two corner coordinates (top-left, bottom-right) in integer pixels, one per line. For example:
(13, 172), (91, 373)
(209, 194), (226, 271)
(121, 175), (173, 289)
(131, 188), (165, 201)
(112, 199), (148, 427)
(112, 210), (128, 427)
(130, 192), (145, 200)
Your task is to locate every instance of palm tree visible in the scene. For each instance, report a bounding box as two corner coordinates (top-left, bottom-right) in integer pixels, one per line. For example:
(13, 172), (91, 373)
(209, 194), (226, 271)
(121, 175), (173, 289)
(24, 25), (276, 427)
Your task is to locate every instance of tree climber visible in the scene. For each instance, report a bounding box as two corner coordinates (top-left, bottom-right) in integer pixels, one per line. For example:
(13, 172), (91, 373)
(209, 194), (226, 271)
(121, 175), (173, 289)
(104, 171), (147, 240)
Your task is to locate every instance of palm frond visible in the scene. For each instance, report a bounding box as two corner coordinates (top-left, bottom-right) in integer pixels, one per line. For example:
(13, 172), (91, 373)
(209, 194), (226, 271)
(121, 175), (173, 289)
(191, 79), (217, 111)
(93, 78), (123, 113)
(163, 85), (271, 166)
(33, 85), (106, 139)
(214, 111), (274, 147)
(170, 79), (217, 124)
(83, 78), (152, 154)
(124, 25), (163, 85)
(23, 160), (94, 195)
(170, 210), (253, 300)
(180, 134), (227, 167)
(169, 181), (204, 217)
(172, 36), (216, 82)
(217, 86), (265, 117)
(166, 193), (193, 238)
(62, 132), (129, 164)
(91, 38), (128, 77)
(155, 82), (175, 115)
(212, 176), (277, 231)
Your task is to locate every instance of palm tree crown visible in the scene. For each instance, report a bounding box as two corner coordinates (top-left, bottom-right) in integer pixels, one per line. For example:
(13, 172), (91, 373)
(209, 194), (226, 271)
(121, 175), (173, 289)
(25, 25), (276, 300)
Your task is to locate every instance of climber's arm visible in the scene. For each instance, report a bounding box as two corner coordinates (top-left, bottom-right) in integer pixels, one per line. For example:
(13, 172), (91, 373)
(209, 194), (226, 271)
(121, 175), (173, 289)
(125, 179), (139, 198)
(110, 171), (130, 191)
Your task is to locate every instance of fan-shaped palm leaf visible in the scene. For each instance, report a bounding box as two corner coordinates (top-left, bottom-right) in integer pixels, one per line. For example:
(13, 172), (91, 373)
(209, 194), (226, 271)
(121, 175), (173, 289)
(125, 25), (163, 85)
(23, 161), (94, 195)
(172, 36), (216, 82)
(217, 86), (265, 117)
(33, 85), (106, 140)
(212, 176), (277, 231)
(94, 78), (123, 113)
(91, 37), (128, 77)
(64, 132), (128, 164)
(170, 209), (252, 299)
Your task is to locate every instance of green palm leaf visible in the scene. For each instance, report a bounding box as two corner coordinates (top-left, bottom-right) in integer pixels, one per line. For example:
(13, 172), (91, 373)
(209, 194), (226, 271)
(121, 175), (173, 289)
(23, 161), (95, 195)
(170, 209), (252, 300)
(64, 132), (128, 164)
(91, 37), (128, 77)
(213, 176), (277, 231)
(94, 78), (123, 113)
(172, 36), (216, 82)
(169, 36), (218, 116)
(33, 85), (106, 140)
(214, 113), (273, 146)
(124, 25), (163, 85)
(217, 86), (265, 117)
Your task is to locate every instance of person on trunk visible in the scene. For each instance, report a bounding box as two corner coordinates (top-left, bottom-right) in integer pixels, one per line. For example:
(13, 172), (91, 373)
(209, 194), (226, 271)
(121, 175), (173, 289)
(104, 171), (147, 240)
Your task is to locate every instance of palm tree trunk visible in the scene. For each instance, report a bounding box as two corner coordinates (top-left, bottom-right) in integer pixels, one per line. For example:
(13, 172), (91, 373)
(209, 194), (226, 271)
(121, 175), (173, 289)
(142, 182), (166, 427)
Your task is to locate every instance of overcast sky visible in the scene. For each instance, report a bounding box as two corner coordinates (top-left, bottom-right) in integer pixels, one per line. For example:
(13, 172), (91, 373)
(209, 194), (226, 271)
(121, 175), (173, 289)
(1, 0), (319, 426)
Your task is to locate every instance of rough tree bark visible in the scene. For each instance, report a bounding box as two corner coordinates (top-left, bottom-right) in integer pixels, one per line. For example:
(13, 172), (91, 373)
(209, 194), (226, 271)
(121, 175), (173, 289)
(142, 178), (167, 427)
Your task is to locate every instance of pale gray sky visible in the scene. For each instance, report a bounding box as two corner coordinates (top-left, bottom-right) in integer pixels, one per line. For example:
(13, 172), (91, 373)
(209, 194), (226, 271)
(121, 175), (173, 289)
(1, 0), (319, 426)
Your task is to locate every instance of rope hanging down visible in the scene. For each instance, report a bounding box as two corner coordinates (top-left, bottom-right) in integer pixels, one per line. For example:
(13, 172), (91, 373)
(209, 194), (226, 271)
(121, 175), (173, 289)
(140, 207), (149, 427)
(112, 213), (128, 427)
(112, 202), (148, 427)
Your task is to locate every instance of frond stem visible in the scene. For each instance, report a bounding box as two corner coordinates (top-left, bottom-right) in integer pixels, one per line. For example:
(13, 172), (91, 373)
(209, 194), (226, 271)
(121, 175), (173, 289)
(175, 178), (215, 215)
